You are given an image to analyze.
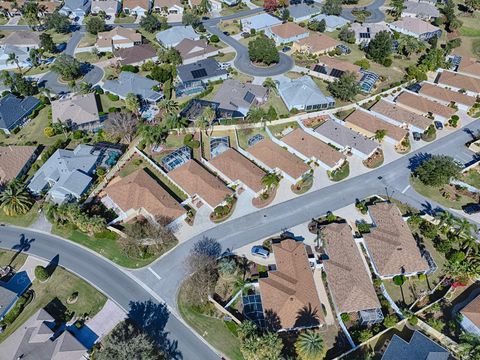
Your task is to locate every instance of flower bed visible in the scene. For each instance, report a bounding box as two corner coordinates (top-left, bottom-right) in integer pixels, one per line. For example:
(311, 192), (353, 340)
(363, 149), (384, 169)
(328, 161), (350, 181)
(291, 175), (313, 195)
(210, 197), (237, 223)
(252, 187), (277, 208)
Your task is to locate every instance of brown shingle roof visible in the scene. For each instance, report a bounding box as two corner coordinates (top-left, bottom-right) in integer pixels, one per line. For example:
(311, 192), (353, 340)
(419, 82), (476, 107)
(105, 169), (186, 221)
(370, 99), (432, 131)
(175, 38), (218, 62)
(396, 91), (456, 118)
(0, 31), (40, 47)
(460, 294), (480, 328)
(295, 33), (339, 53)
(259, 239), (324, 330)
(270, 22), (309, 39)
(0, 145), (36, 184)
(363, 202), (430, 277)
(281, 128), (344, 168)
(248, 138), (310, 180)
(208, 148), (266, 193)
(96, 27), (142, 48)
(315, 56), (362, 75)
(390, 17), (440, 35)
(154, 0), (182, 8)
(123, 0), (150, 9)
(322, 223), (380, 313)
(167, 159), (233, 208)
(345, 109), (408, 142)
(437, 70), (480, 94)
(458, 57), (480, 77)
(115, 43), (157, 65)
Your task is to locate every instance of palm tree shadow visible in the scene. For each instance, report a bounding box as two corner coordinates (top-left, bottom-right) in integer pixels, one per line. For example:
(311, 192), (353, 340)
(294, 303), (320, 329)
(9, 234), (35, 266)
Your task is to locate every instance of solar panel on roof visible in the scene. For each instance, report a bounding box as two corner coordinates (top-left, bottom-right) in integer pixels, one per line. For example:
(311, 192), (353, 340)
(330, 69), (344, 78)
(191, 68), (207, 79)
(360, 33), (370, 39)
(243, 91), (255, 104)
(313, 65), (328, 74)
(247, 134), (264, 147)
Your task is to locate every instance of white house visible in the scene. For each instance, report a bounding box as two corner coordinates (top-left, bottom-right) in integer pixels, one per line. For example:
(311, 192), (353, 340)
(266, 22), (310, 45)
(122, 0), (150, 17)
(240, 13), (282, 33)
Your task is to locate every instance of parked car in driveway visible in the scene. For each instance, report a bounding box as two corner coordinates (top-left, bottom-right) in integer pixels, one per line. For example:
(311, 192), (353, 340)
(463, 203), (480, 215)
(223, 31), (230, 36)
(413, 132), (422, 141)
(281, 46), (291, 52)
(251, 245), (269, 259)
(434, 121), (443, 130)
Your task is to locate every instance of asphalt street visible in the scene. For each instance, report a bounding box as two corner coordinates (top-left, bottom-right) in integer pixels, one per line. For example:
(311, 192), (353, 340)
(341, 0), (386, 23)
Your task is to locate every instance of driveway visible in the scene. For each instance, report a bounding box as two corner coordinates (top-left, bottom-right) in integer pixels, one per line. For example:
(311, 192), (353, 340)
(341, 0), (386, 23)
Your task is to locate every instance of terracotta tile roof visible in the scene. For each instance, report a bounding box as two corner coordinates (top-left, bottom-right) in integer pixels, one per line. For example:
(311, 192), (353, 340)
(208, 148), (266, 193)
(460, 294), (480, 328)
(248, 138), (310, 180)
(363, 202), (430, 277)
(270, 22), (309, 39)
(167, 159), (233, 208)
(419, 83), (476, 107)
(345, 109), (408, 142)
(458, 57), (480, 77)
(322, 223), (381, 313)
(259, 239), (325, 330)
(281, 128), (344, 168)
(295, 33), (339, 53)
(370, 99), (432, 131)
(0, 145), (36, 184)
(396, 91), (456, 118)
(123, 0), (150, 9)
(437, 70), (480, 94)
(104, 168), (186, 221)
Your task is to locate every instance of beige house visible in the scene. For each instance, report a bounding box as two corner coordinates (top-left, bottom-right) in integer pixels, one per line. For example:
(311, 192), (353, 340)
(51, 93), (101, 130)
(292, 33), (339, 56)
(395, 90), (456, 122)
(175, 38), (219, 64)
(91, 0), (119, 16)
(0, 145), (38, 185)
(153, 0), (184, 14)
(95, 27), (142, 53)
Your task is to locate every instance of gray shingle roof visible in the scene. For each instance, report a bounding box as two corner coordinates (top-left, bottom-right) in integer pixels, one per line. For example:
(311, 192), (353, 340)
(102, 71), (163, 102)
(0, 94), (41, 131)
(177, 58), (228, 83)
(288, 3), (321, 20)
(403, 1), (440, 18)
(155, 25), (200, 47)
(277, 75), (335, 110)
(310, 14), (349, 30)
(381, 331), (450, 360)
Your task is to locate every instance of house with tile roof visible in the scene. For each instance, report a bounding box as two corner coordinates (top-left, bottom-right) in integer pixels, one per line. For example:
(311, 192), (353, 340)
(167, 159), (233, 209)
(280, 128), (345, 170)
(102, 71), (163, 102)
(277, 75), (335, 111)
(388, 17), (441, 40)
(122, 0), (150, 17)
(395, 90), (456, 122)
(95, 27), (142, 53)
(0, 146), (39, 185)
(266, 22), (310, 45)
(418, 82), (476, 111)
(292, 33), (339, 56)
(0, 94), (41, 134)
(258, 238), (325, 331)
(0, 44), (31, 70)
(459, 293), (480, 336)
(102, 168), (186, 226)
(247, 138), (311, 183)
(345, 108), (408, 145)
(381, 331), (450, 360)
(51, 93), (101, 131)
(363, 202), (430, 278)
(175, 38), (219, 64)
(322, 223), (381, 316)
(369, 99), (432, 133)
(436, 70), (480, 96)
(208, 148), (267, 196)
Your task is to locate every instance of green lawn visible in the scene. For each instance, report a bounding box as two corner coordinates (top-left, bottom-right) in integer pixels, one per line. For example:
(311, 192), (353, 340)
(237, 128), (268, 149)
(218, 20), (242, 35)
(78, 32), (97, 48)
(410, 177), (473, 210)
(114, 16), (136, 24)
(260, 91), (289, 118)
(75, 51), (111, 64)
(0, 258), (107, 342)
(178, 287), (244, 360)
(0, 17), (7, 25)
(214, 51), (236, 62)
(99, 93), (125, 112)
(268, 121), (299, 138)
(0, 202), (40, 227)
(461, 167), (480, 189)
(0, 250), (27, 271)
(46, 30), (72, 45)
(220, 3), (249, 16)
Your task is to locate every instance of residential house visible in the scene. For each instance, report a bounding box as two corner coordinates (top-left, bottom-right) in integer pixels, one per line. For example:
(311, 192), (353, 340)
(167, 159), (233, 209)
(102, 168), (186, 225)
(276, 75), (335, 111)
(0, 271), (31, 321)
(309, 14), (349, 32)
(311, 56), (362, 81)
(7, 308), (87, 360)
(0, 0), (24, 17)
(95, 27), (142, 52)
(240, 13), (282, 33)
(292, 33), (339, 56)
(345, 108), (408, 145)
(51, 93), (101, 131)
(388, 17), (441, 40)
(418, 82), (476, 111)
(211, 79), (268, 118)
(188, 0), (221, 11)
(28, 144), (103, 203)
(266, 22), (309, 45)
(0, 94), (41, 134)
(436, 70), (480, 96)
(0, 45), (31, 70)
(363, 202), (430, 278)
(401, 1), (440, 20)
(102, 71), (163, 102)
(115, 43), (158, 65)
(314, 117), (379, 159)
(369, 99), (432, 133)
(208, 148), (267, 196)
(155, 25), (200, 47)
(0, 145), (39, 185)
(247, 138), (310, 183)
(258, 238), (325, 331)
(381, 331), (450, 360)
(59, 0), (91, 17)
(122, 0), (150, 17)
(223, 0), (240, 6)
(322, 223), (381, 318)
(176, 58), (228, 96)
(91, 0), (119, 16)
(457, 57), (480, 78)
(153, 0), (184, 14)
(395, 90), (456, 122)
(0, 31), (41, 49)
(459, 294), (480, 336)
(288, 3), (322, 22)
(350, 22), (390, 44)
(280, 128), (345, 170)
(175, 38), (219, 64)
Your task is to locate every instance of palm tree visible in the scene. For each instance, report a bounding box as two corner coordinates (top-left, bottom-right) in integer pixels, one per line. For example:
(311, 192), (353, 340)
(199, 106), (216, 136)
(198, 0), (212, 14)
(438, 211), (454, 235)
(247, 107), (266, 126)
(164, 113), (189, 134)
(7, 53), (22, 74)
(159, 99), (179, 115)
(0, 180), (34, 216)
(459, 333), (480, 360)
(79, 82), (93, 94)
(262, 173), (280, 190)
(139, 124), (168, 146)
(263, 77), (277, 94)
(295, 330), (326, 360)
(455, 217), (475, 237)
(375, 129), (387, 142)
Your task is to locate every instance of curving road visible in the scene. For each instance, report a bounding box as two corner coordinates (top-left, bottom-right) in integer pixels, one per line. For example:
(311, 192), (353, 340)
(341, 0), (386, 23)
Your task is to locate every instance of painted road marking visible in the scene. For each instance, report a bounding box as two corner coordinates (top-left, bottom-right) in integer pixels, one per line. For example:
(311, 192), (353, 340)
(401, 185), (411, 194)
(148, 267), (162, 280)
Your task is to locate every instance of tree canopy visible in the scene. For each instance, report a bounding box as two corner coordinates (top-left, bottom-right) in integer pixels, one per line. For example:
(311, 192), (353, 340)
(415, 155), (461, 187)
(327, 72), (360, 101)
(140, 14), (167, 32)
(40, 33), (56, 53)
(51, 54), (82, 81)
(248, 36), (279, 65)
(322, 0), (342, 15)
(86, 16), (106, 35)
(367, 31), (393, 65)
(45, 12), (71, 34)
